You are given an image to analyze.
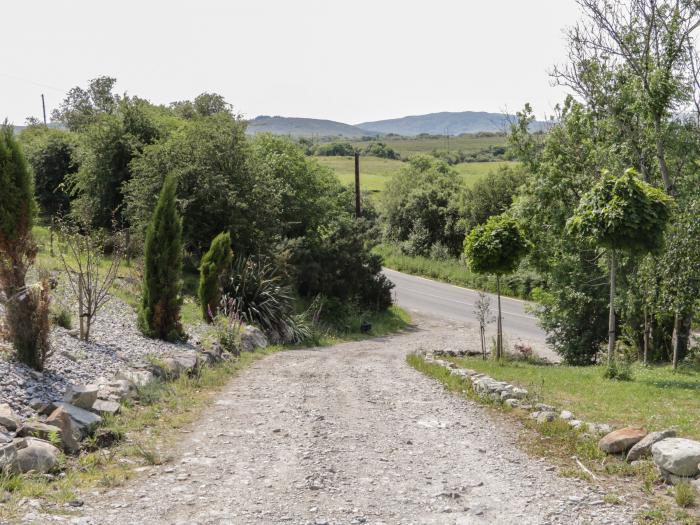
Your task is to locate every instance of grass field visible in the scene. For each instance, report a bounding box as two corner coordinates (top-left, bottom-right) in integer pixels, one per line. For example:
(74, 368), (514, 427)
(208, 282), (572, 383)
(349, 134), (508, 157)
(453, 356), (700, 439)
(315, 156), (515, 193)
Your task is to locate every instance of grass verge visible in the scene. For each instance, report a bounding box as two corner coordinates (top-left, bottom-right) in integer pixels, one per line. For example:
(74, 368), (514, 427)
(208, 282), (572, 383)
(451, 356), (700, 440)
(376, 243), (540, 300)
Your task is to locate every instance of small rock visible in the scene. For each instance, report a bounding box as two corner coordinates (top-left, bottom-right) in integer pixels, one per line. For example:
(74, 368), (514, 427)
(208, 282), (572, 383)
(115, 369), (155, 389)
(0, 403), (21, 431)
(626, 429), (676, 462)
(537, 411), (557, 424)
(0, 442), (18, 472)
(63, 384), (99, 410)
(598, 427), (647, 454)
(90, 399), (120, 417)
(45, 407), (81, 454)
(240, 325), (268, 353)
(52, 403), (102, 437)
(559, 410), (574, 421)
(14, 438), (60, 474)
(16, 421), (62, 441)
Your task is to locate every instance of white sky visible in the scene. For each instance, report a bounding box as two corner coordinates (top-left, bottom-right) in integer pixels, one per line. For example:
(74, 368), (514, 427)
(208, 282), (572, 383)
(1, 0), (580, 126)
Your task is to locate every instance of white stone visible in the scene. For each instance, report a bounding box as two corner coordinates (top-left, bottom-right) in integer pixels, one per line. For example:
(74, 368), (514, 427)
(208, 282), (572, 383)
(652, 438), (700, 477)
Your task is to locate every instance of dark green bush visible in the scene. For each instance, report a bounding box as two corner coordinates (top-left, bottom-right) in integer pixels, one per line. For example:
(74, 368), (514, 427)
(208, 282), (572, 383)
(198, 232), (232, 321)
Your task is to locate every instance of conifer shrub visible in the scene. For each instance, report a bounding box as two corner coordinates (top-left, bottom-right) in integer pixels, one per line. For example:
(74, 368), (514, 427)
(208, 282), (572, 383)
(138, 175), (185, 341)
(0, 124), (51, 369)
(198, 232), (232, 321)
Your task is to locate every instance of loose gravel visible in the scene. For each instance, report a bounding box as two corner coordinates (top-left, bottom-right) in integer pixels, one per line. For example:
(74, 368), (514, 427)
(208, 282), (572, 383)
(32, 316), (636, 525)
(0, 298), (201, 419)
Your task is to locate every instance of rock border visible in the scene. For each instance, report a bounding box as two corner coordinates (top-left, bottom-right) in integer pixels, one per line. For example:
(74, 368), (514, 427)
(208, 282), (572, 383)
(420, 351), (700, 488)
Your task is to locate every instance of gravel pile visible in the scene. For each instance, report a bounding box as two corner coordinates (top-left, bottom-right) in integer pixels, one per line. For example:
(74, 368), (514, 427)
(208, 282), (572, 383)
(0, 297), (203, 419)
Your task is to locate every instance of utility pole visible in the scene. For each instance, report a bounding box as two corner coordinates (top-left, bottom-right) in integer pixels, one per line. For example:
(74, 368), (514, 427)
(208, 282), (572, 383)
(41, 94), (47, 126)
(354, 150), (361, 218)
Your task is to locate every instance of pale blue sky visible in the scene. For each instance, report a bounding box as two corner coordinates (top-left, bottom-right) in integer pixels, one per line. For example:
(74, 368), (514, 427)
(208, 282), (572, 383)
(1, 0), (580, 125)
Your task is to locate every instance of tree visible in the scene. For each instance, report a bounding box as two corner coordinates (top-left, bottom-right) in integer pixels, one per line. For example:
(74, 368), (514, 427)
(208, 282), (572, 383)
(19, 126), (77, 216)
(473, 292), (494, 360)
(198, 232), (232, 321)
(138, 175), (185, 341)
(382, 155), (464, 257)
(459, 165), (528, 232)
(0, 124), (51, 369)
(464, 214), (528, 359)
(58, 223), (123, 341)
(51, 76), (120, 131)
(566, 168), (671, 365)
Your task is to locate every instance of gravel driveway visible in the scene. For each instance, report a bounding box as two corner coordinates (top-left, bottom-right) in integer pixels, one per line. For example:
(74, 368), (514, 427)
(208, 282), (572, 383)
(42, 317), (635, 525)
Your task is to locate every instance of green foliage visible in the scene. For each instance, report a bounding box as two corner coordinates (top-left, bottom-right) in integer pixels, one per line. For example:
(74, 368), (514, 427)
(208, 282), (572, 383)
(315, 142), (355, 156)
(364, 142), (399, 159)
(221, 256), (309, 344)
(50, 304), (73, 329)
(69, 97), (164, 228)
(51, 76), (120, 131)
(138, 175), (185, 341)
(198, 232), (232, 321)
(566, 168), (672, 254)
(464, 214), (528, 276)
(19, 126), (77, 216)
(0, 125), (51, 370)
(0, 125), (36, 242)
(674, 482), (697, 508)
(459, 164), (527, 232)
(289, 216), (394, 311)
(382, 155), (464, 256)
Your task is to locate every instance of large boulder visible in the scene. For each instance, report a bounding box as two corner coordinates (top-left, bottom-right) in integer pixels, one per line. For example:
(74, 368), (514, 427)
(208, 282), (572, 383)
(626, 429), (676, 462)
(651, 438), (700, 477)
(14, 438), (60, 473)
(0, 442), (17, 472)
(52, 402), (102, 437)
(98, 379), (135, 402)
(598, 426), (647, 454)
(240, 325), (268, 353)
(0, 403), (21, 431)
(63, 384), (99, 410)
(150, 357), (183, 379)
(45, 407), (81, 454)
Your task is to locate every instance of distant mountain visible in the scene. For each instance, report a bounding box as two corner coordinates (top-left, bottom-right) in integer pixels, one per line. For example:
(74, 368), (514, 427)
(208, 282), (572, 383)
(246, 116), (376, 138)
(357, 111), (545, 136)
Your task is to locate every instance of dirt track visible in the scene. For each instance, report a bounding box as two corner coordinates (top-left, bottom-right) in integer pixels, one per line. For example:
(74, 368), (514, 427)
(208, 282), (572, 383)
(37, 317), (634, 525)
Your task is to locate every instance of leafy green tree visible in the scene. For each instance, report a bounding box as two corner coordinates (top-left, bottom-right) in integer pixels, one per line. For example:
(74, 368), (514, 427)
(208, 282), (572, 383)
(198, 232), (232, 321)
(51, 76), (120, 131)
(567, 169), (671, 365)
(138, 175), (185, 341)
(382, 155), (464, 256)
(0, 124), (50, 369)
(459, 165), (527, 232)
(464, 214), (528, 359)
(19, 125), (78, 216)
(69, 96), (164, 229)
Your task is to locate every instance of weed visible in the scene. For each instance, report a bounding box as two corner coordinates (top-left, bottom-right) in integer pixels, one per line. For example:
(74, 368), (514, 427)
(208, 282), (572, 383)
(674, 482), (697, 508)
(604, 493), (622, 505)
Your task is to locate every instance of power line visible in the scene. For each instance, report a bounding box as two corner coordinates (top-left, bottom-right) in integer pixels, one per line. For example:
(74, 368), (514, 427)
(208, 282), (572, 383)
(0, 72), (67, 93)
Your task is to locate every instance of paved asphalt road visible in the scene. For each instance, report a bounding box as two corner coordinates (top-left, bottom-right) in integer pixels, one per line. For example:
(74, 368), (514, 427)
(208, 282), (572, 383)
(383, 268), (556, 361)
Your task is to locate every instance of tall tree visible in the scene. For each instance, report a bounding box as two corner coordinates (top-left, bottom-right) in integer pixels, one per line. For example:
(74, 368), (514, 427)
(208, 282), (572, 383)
(0, 124), (51, 369)
(567, 169), (671, 365)
(138, 175), (185, 341)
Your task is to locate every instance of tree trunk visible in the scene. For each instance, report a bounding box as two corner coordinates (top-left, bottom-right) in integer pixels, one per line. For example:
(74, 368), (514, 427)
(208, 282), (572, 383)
(496, 275), (503, 360)
(480, 326), (486, 360)
(653, 118), (674, 195)
(78, 278), (86, 340)
(607, 251), (617, 366)
(643, 304), (650, 366)
(672, 311), (691, 370)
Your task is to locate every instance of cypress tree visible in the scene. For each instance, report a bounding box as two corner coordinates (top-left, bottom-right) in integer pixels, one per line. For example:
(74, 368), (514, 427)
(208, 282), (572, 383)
(0, 124), (50, 369)
(198, 231), (232, 321)
(138, 174), (185, 341)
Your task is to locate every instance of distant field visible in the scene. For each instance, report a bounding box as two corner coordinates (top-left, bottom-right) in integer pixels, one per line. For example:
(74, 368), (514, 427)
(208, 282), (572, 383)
(315, 156), (515, 193)
(349, 134), (508, 157)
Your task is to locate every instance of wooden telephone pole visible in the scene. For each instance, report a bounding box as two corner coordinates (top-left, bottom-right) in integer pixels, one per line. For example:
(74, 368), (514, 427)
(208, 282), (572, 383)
(354, 151), (361, 218)
(41, 94), (47, 126)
